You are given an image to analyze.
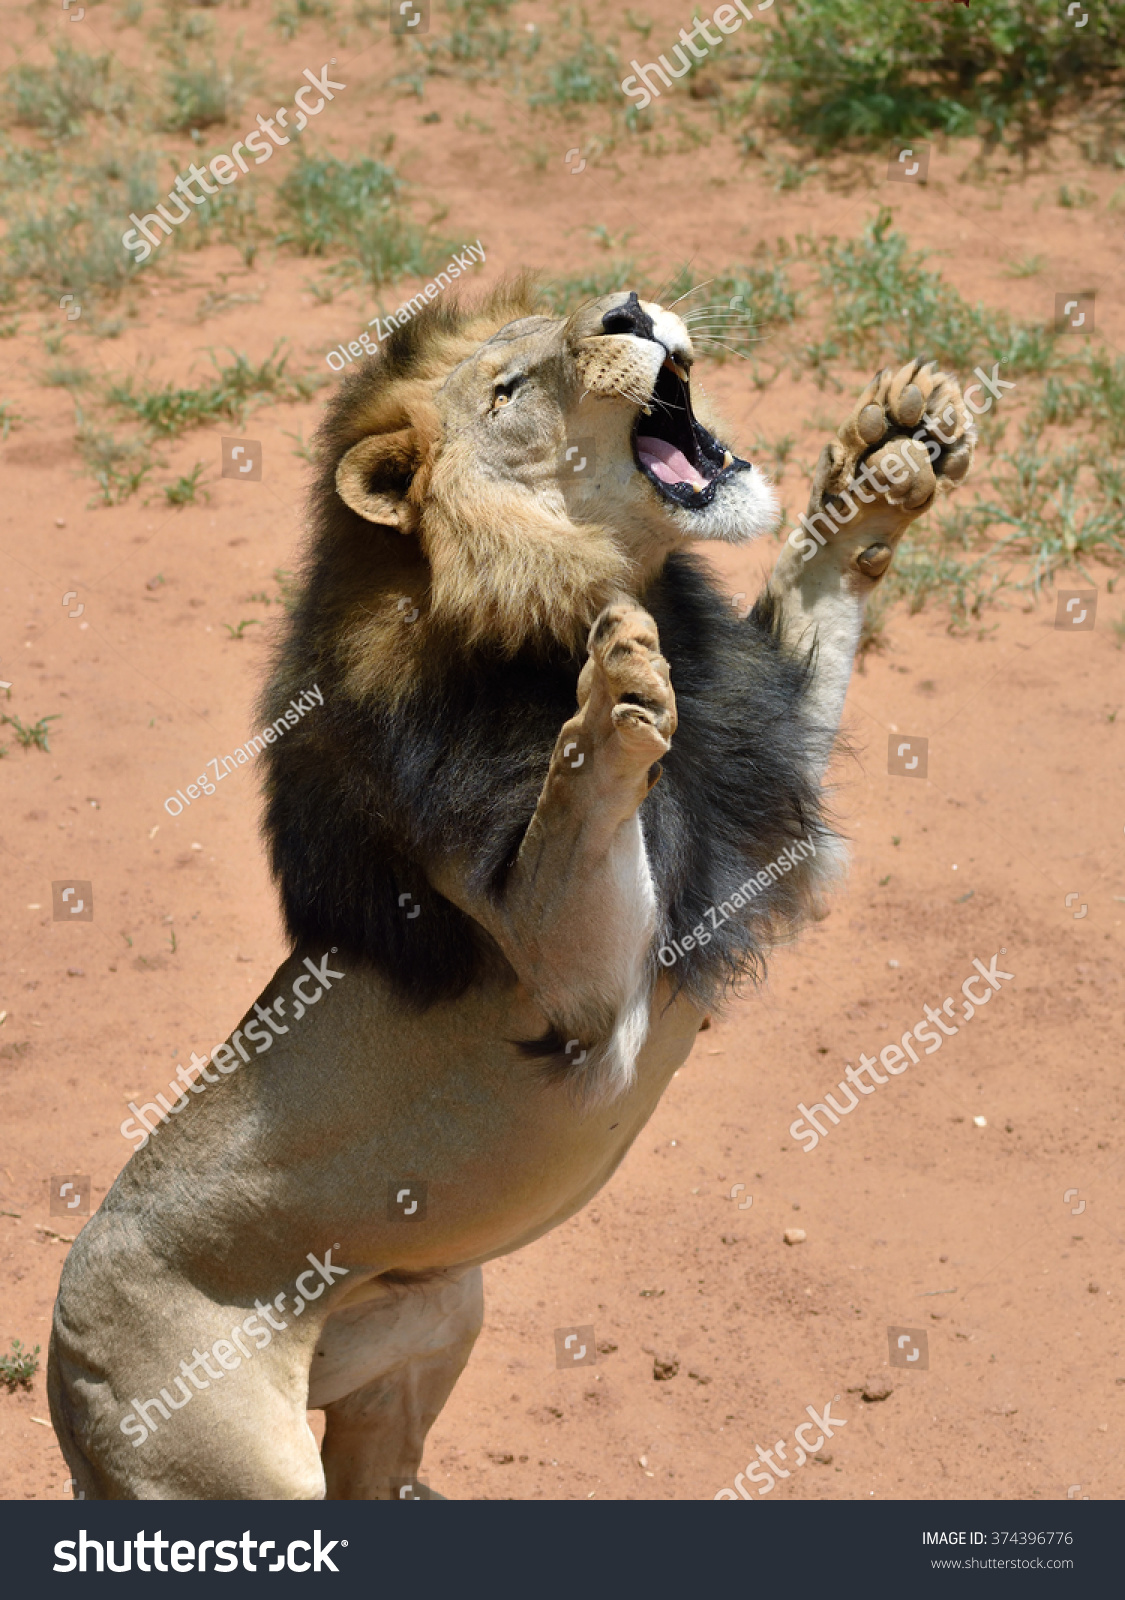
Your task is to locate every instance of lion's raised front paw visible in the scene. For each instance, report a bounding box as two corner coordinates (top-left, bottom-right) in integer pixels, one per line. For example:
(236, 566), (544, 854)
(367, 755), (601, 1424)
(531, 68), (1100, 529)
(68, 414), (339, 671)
(805, 359), (976, 580)
(577, 601), (677, 764)
(839, 360), (975, 506)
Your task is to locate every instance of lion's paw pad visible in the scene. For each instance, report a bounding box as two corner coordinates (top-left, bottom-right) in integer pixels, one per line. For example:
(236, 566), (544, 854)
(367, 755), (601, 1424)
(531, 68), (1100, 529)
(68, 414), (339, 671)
(827, 359), (976, 516)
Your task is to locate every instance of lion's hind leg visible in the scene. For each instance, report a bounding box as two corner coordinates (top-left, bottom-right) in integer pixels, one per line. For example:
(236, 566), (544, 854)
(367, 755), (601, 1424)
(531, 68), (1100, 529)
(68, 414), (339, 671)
(311, 1267), (484, 1500)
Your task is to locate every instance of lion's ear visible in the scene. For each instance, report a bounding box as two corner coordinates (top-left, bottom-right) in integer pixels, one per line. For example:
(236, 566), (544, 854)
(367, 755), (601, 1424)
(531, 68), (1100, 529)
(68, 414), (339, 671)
(335, 429), (422, 531)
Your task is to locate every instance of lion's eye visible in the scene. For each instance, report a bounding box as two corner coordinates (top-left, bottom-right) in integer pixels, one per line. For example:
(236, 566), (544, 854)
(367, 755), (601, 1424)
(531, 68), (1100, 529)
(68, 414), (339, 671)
(491, 375), (524, 411)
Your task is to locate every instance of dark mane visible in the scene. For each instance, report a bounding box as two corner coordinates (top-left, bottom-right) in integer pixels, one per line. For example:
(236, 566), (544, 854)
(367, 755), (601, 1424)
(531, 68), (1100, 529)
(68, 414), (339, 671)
(259, 549), (833, 1015)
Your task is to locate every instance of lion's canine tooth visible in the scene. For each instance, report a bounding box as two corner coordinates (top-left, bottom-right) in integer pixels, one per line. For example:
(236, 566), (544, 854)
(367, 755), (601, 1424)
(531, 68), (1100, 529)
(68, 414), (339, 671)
(663, 358), (690, 382)
(722, 450), (733, 469)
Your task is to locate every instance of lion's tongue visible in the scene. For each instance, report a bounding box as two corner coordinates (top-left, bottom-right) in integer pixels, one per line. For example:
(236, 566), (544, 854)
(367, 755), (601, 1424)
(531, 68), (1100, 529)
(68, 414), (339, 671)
(636, 436), (706, 489)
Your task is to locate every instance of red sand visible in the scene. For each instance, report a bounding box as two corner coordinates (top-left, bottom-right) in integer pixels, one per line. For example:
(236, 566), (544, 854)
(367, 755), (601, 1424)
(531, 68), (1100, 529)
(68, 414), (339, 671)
(1, 1), (1123, 1501)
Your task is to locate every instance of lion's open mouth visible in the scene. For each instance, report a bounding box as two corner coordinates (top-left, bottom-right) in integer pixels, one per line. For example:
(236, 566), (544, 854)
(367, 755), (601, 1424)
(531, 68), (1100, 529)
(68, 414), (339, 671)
(634, 359), (751, 510)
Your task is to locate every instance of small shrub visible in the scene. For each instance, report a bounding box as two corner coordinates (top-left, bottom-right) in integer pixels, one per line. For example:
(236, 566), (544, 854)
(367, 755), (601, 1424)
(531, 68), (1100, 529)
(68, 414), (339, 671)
(6, 43), (128, 141)
(0, 1339), (39, 1391)
(529, 33), (621, 107)
(0, 148), (161, 298)
(276, 154), (450, 285)
(162, 59), (250, 133)
(77, 424), (155, 506)
(760, 0), (1125, 154)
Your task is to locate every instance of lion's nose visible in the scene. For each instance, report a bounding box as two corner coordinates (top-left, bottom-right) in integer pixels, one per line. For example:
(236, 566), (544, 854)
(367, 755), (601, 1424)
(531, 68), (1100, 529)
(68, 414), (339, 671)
(600, 291), (656, 342)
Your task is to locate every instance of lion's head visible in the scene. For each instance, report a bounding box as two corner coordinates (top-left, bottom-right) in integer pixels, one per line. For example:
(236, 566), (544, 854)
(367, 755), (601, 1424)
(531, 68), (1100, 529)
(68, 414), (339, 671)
(311, 279), (778, 681)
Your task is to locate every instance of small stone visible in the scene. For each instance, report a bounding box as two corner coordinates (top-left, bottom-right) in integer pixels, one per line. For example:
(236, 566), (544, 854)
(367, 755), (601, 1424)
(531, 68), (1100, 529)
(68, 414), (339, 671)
(1088, 1283), (1100, 1294)
(66, 967), (84, 977)
(814, 1451), (833, 1465)
(887, 959), (899, 969)
(784, 1227), (807, 1245)
(190, 842), (203, 851)
(972, 1115), (988, 1127)
(55, 518), (66, 528)
(860, 1375), (893, 1402)
(653, 1352), (680, 1381)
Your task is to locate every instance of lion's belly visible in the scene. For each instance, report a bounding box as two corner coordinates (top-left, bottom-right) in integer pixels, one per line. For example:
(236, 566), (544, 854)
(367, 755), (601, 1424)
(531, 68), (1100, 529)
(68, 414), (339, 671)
(97, 956), (707, 1298)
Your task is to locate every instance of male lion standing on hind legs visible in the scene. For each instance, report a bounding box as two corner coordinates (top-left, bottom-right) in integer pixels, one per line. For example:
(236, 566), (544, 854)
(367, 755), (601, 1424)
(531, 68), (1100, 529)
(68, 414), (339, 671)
(49, 281), (974, 1500)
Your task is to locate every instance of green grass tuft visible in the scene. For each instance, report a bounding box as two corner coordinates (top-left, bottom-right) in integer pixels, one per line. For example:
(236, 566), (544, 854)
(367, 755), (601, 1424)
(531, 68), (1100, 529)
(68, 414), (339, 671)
(6, 43), (128, 141)
(108, 344), (319, 438)
(162, 58), (251, 133)
(1, 713), (60, 751)
(163, 462), (210, 507)
(804, 207), (1060, 373)
(275, 153), (451, 286)
(0, 145), (161, 299)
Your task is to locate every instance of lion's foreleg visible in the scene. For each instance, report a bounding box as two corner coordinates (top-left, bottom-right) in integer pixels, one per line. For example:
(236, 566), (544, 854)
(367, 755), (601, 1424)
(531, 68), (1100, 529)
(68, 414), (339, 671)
(430, 603), (674, 1086)
(765, 360), (975, 770)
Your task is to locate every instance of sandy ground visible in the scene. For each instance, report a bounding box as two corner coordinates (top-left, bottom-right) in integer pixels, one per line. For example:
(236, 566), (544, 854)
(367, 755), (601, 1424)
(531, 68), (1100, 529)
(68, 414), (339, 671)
(1, 1), (1123, 1501)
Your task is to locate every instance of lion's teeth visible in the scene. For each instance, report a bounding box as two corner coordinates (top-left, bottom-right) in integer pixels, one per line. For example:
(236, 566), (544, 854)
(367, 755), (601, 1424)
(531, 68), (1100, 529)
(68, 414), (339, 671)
(722, 450), (733, 469)
(663, 358), (690, 381)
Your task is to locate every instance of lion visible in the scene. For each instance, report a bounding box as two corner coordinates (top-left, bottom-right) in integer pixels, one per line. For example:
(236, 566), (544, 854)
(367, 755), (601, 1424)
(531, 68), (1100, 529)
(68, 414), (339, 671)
(48, 281), (974, 1499)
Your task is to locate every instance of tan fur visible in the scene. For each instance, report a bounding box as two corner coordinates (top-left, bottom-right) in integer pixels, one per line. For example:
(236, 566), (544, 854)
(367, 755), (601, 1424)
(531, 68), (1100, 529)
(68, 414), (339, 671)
(47, 309), (974, 1499)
